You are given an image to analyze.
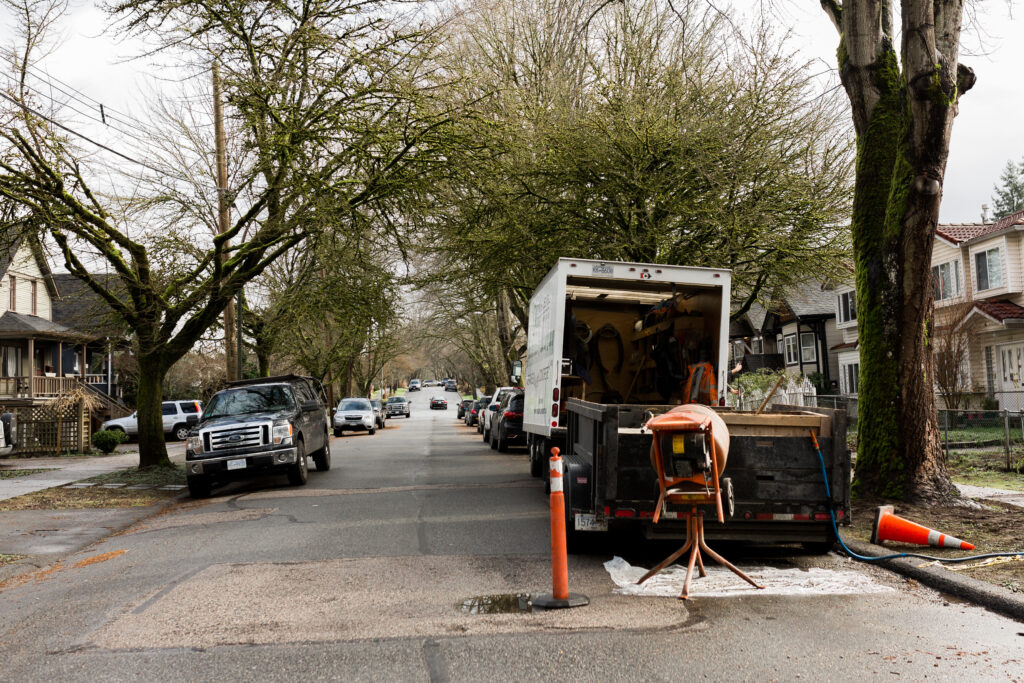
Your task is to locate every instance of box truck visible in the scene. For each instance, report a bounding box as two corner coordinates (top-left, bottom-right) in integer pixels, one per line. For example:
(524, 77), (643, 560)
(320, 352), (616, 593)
(523, 258), (849, 550)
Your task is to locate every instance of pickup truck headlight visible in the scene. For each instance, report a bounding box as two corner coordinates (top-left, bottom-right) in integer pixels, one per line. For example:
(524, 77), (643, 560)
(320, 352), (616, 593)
(273, 421), (293, 446)
(187, 434), (203, 454)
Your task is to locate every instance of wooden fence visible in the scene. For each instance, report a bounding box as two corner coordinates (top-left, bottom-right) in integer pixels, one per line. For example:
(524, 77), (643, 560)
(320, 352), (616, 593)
(1, 402), (91, 455)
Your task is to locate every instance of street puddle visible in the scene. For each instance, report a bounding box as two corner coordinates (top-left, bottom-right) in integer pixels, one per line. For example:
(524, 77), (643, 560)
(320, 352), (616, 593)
(458, 593), (533, 614)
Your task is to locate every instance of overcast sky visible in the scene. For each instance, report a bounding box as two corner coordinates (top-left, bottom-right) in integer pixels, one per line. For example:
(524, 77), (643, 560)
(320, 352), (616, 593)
(1, 0), (1021, 225)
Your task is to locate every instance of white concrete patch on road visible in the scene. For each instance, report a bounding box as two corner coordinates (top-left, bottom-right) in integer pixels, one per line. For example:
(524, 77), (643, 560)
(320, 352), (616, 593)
(604, 556), (895, 598)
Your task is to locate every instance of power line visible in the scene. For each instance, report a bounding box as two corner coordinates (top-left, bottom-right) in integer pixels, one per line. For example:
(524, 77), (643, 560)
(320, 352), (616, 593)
(0, 90), (163, 174)
(0, 46), (154, 137)
(0, 71), (155, 152)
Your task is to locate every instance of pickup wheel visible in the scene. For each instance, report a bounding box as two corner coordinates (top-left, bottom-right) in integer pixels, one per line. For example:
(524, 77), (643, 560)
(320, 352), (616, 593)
(173, 424), (190, 441)
(312, 432), (331, 471)
(482, 427), (489, 443)
(187, 475), (211, 499)
(368, 426), (376, 436)
(288, 440), (309, 486)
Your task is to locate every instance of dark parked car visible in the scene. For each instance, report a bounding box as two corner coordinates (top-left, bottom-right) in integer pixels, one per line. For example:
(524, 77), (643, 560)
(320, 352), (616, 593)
(490, 390), (525, 452)
(465, 398), (486, 427)
(386, 396), (411, 418)
(184, 375), (331, 498)
(445, 380), (459, 392)
(456, 398), (473, 419)
(430, 396), (448, 410)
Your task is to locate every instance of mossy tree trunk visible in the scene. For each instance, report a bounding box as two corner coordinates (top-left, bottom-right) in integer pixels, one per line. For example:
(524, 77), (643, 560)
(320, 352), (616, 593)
(821, 0), (975, 502)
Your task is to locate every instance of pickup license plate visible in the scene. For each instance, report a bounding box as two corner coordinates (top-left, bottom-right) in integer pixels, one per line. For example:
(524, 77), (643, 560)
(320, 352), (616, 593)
(226, 458), (246, 471)
(574, 513), (608, 532)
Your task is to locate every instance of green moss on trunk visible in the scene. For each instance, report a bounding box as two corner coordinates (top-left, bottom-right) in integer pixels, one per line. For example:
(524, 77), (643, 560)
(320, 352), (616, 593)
(851, 48), (911, 499)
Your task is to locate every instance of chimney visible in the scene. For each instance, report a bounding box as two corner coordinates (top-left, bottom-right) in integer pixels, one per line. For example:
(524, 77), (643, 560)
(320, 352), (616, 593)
(981, 203), (991, 223)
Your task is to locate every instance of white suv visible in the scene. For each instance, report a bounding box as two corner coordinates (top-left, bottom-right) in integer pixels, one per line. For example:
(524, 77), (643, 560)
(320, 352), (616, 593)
(101, 400), (203, 441)
(480, 387), (515, 443)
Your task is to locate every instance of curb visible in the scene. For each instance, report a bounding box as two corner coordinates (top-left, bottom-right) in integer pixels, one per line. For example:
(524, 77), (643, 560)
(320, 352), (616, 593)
(844, 539), (1024, 624)
(0, 492), (189, 587)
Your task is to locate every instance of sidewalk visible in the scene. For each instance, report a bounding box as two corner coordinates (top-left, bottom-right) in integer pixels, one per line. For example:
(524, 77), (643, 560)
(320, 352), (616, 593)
(0, 442), (186, 502)
(956, 482), (1024, 509)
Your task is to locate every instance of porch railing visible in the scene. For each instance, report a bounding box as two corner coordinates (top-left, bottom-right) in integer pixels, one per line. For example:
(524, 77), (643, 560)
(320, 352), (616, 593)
(0, 375), (88, 399)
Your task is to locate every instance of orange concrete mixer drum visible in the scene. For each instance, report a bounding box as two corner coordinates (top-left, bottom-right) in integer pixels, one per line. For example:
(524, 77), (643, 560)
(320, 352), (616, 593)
(646, 404), (730, 480)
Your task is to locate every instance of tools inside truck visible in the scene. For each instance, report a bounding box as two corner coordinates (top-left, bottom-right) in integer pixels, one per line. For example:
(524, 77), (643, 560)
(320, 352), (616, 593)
(561, 288), (723, 407)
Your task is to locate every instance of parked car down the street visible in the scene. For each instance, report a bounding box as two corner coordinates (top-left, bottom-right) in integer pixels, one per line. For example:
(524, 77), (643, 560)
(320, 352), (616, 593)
(457, 398), (473, 419)
(408, 379), (421, 391)
(334, 398), (377, 436)
(370, 398), (386, 429)
(490, 390), (525, 452)
(102, 400), (203, 441)
(481, 387), (515, 443)
(386, 396), (411, 418)
(184, 375), (330, 498)
(430, 396), (448, 410)
(465, 398), (486, 427)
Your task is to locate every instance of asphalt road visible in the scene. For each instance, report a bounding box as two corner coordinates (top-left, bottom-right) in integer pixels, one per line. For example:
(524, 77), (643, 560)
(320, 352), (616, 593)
(1, 390), (1022, 681)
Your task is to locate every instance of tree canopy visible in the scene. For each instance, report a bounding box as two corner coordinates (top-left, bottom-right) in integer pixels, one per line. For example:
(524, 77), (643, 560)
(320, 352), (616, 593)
(420, 0), (853, 333)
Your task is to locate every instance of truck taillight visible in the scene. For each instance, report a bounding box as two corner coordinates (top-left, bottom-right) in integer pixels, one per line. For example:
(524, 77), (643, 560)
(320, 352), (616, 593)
(552, 387), (559, 402)
(719, 397), (725, 407)
(552, 403), (558, 417)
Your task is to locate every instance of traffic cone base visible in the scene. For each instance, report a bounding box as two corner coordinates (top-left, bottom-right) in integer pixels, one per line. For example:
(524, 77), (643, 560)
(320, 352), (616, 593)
(871, 505), (975, 550)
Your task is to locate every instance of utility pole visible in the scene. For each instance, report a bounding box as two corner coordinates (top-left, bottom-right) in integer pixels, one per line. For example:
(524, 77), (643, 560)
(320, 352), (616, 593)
(213, 63), (238, 381)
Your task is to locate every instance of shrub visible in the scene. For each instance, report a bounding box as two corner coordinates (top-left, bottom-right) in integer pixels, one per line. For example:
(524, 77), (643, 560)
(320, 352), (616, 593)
(92, 429), (128, 454)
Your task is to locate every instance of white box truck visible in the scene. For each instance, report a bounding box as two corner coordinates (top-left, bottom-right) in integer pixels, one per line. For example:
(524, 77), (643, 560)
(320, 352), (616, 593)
(523, 258), (850, 551)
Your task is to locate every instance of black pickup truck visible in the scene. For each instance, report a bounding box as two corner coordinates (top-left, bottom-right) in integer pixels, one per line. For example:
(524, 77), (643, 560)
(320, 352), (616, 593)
(184, 375), (331, 498)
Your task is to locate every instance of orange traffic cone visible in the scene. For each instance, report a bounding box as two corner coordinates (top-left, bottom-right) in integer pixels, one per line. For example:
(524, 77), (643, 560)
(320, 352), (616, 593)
(870, 505), (974, 550)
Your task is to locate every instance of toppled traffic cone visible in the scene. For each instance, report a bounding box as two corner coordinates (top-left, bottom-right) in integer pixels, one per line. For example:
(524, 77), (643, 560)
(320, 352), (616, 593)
(871, 505), (974, 550)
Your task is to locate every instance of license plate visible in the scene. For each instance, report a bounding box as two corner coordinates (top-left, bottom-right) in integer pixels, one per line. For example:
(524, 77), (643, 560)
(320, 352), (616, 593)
(226, 458), (246, 471)
(574, 513), (608, 532)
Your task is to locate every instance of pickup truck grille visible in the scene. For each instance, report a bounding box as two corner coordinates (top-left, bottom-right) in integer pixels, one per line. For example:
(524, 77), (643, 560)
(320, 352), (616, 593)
(204, 424), (267, 452)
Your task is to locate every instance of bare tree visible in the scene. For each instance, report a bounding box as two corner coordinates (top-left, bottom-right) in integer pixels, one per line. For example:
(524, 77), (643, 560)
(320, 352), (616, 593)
(932, 298), (974, 411)
(0, 0), (453, 467)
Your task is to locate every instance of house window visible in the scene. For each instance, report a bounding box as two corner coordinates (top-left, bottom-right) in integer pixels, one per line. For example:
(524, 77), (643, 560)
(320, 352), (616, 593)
(784, 334), (798, 365)
(932, 261), (961, 300)
(800, 332), (817, 363)
(843, 363), (860, 394)
(837, 291), (857, 324)
(751, 337), (763, 354)
(30, 280), (37, 315)
(1, 346), (21, 377)
(975, 247), (1003, 291)
(8, 276), (15, 311)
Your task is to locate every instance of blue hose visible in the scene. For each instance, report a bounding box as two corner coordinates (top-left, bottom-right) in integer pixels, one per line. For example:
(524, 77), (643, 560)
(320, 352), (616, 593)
(811, 431), (1024, 564)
